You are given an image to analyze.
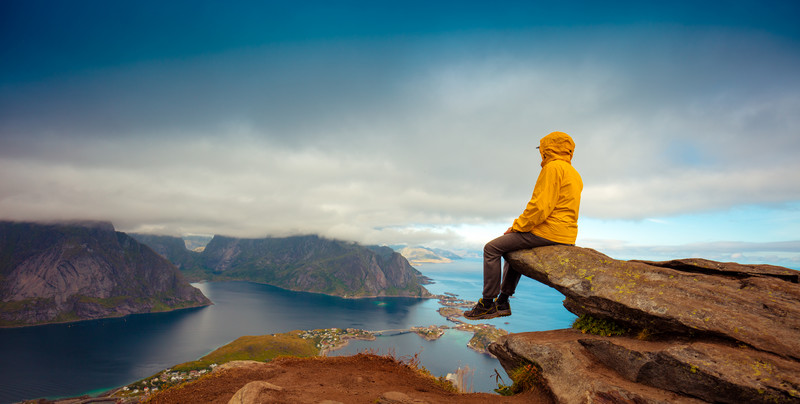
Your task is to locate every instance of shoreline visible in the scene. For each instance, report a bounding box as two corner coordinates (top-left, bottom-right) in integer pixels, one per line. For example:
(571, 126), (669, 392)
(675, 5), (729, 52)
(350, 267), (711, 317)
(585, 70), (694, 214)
(191, 279), (436, 300)
(0, 301), (213, 329)
(5, 280), (443, 330)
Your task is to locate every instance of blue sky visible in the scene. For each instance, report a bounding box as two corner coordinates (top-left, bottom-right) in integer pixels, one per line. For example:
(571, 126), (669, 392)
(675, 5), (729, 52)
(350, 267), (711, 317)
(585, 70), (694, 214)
(1, 1), (799, 267)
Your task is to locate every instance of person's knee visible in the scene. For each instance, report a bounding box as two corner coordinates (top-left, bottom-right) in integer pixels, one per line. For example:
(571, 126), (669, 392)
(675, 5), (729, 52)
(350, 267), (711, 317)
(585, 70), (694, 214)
(484, 240), (502, 258)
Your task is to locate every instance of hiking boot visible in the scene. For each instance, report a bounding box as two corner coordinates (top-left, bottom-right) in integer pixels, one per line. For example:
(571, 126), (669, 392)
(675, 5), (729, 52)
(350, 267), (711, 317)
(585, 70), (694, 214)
(463, 298), (498, 320)
(495, 300), (511, 317)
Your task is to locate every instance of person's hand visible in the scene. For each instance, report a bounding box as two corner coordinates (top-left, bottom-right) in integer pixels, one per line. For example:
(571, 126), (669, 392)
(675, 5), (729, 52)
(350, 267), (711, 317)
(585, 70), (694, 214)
(504, 227), (513, 234)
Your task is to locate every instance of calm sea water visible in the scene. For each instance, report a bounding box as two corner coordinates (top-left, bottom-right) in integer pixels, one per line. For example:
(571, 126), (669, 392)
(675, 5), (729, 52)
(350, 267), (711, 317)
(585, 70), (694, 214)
(0, 260), (574, 403)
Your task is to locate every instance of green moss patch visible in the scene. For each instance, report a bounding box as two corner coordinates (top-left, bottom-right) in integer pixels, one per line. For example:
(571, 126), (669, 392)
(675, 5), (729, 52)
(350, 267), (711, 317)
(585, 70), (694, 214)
(572, 314), (627, 337)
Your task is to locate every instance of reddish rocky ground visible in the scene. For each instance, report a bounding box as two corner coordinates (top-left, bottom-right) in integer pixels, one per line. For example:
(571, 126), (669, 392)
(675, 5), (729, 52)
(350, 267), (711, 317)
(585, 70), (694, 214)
(143, 354), (552, 404)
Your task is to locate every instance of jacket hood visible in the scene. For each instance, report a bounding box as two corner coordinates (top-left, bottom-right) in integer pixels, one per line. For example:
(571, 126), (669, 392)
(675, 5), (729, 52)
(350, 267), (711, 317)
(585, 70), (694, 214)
(539, 131), (575, 167)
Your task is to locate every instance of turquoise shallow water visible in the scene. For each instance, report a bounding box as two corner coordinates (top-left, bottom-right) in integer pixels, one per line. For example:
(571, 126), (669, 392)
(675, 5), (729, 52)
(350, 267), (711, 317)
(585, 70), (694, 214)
(416, 260), (575, 334)
(0, 259), (575, 403)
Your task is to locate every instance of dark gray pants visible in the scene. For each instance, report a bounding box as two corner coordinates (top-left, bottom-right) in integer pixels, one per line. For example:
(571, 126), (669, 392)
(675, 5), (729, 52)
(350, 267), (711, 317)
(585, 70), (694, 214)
(482, 232), (560, 300)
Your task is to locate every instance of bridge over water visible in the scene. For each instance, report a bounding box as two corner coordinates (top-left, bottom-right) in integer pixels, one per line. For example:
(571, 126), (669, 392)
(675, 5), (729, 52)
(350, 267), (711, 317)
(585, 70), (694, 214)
(369, 328), (414, 336)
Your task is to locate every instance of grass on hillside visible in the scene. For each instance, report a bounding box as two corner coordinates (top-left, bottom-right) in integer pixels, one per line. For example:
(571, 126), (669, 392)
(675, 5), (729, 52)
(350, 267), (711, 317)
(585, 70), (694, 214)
(172, 330), (319, 372)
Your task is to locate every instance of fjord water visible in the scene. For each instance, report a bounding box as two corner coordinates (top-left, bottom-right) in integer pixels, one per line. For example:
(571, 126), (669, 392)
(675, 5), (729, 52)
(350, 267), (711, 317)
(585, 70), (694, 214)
(0, 260), (574, 403)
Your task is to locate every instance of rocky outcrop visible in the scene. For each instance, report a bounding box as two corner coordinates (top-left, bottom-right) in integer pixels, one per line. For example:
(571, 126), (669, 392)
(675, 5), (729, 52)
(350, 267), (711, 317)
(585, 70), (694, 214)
(228, 380), (284, 404)
(0, 221), (211, 327)
(488, 245), (800, 403)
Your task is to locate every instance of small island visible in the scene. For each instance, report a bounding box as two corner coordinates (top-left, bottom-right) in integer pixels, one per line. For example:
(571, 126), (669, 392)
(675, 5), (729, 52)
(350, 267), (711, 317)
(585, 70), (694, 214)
(411, 324), (449, 340)
(433, 294), (509, 356)
(460, 324), (509, 355)
(438, 306), (465, 323)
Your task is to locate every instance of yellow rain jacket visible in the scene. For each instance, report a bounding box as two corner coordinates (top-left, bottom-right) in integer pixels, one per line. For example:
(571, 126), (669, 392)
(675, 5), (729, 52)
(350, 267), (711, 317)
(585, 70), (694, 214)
(509, 131), (583, 244)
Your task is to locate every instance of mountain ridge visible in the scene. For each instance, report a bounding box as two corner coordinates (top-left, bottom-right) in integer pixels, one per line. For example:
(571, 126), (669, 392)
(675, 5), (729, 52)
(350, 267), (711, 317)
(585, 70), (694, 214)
(132, 233), (432, 298)
(0, 220), (211, 327)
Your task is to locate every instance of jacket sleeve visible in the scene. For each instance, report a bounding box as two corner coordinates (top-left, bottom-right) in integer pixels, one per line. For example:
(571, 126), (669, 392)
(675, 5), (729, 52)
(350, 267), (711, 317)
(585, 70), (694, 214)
(510, 164), (561, 233)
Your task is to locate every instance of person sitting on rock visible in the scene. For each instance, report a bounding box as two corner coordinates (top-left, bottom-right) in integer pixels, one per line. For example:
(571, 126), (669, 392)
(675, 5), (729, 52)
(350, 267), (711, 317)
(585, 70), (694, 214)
(464, 131), (583, 320)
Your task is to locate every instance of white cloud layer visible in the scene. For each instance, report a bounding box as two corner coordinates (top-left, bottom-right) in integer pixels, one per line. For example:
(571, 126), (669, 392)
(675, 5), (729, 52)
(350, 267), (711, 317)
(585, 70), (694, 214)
(1, 25), (799, 265)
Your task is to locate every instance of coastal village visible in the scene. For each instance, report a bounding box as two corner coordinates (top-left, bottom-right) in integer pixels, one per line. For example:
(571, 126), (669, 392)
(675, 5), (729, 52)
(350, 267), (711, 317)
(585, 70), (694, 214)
(116, 366), (217, 398)
(300, 327), (375, 354)
(110, 290), (510, 400)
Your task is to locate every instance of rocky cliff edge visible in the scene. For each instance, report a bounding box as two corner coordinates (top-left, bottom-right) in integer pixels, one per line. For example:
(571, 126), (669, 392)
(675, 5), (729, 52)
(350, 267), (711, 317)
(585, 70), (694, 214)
(488, 245), (800, 404)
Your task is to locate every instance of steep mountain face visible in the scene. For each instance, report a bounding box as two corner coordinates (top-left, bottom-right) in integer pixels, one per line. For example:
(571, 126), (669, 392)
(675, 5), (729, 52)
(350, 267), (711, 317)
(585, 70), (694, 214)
(191, 235), (431, 298)
(0, 221), (211, 327)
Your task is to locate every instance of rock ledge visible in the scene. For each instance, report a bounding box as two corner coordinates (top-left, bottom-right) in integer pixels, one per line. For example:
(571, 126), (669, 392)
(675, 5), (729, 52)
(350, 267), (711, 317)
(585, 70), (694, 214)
(488, 246), (800, 403)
